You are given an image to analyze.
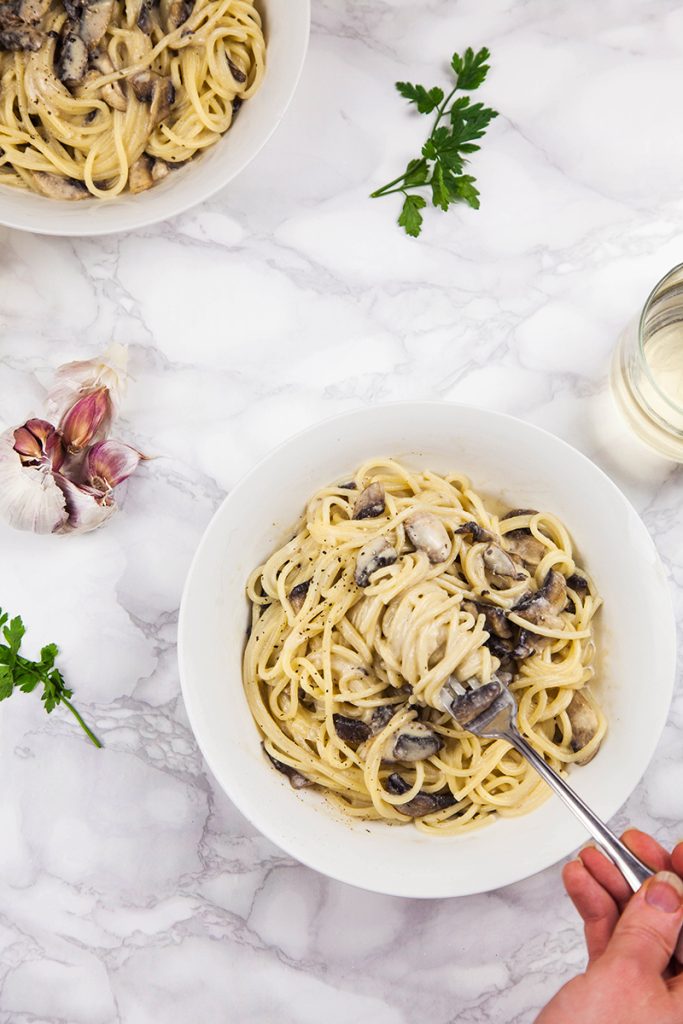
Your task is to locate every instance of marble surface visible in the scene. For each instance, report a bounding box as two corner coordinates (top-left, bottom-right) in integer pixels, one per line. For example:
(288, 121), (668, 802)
(1, 1), (683, 1021)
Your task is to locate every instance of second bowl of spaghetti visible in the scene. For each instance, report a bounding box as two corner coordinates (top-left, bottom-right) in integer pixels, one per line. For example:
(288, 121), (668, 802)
(178, 403), (675, 897)
(0, 0), (310, 234)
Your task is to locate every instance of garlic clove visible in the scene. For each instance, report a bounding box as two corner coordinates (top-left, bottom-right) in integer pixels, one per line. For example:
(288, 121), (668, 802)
(47, 344), (128, 421)
(0, 430), (68, 534)
(13, 419), (64, 470)
(60, 387), (112, 453)
(86, 440), (144, 490)
(54, 474), (116, 533)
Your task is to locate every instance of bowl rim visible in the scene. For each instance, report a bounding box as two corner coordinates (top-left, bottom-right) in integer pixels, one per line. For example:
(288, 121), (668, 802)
(0, 0), (311, 237)
(178, 400), (677, 898)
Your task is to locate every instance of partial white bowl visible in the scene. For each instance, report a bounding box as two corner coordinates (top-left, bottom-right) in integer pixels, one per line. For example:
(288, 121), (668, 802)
(0, 0), (310, 236)
(178, 403), (676, 898)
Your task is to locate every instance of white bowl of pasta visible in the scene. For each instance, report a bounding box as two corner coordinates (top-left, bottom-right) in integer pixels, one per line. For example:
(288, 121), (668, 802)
(178, 403), (676, 898)
(0, 0), (309, 235)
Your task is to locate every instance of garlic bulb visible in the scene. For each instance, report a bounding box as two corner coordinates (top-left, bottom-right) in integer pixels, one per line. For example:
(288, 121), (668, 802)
(47, 344), (128, 421)
(0, 430), (68, 534)
(1, 346), (145, 537)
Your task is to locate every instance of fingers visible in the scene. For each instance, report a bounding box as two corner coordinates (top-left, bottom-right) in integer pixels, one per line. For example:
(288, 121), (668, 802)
(563, 858), (620, 962)
(579, 831), (671, 909)
(605, 871), (683, 975)
(672, 841), (683, 880)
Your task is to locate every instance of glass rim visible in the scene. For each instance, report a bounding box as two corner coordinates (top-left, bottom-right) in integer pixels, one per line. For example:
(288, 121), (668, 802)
(637, 261), (683, 416)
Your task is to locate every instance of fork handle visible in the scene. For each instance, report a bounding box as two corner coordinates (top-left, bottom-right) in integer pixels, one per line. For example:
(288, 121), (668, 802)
(504, 730), (653, 891)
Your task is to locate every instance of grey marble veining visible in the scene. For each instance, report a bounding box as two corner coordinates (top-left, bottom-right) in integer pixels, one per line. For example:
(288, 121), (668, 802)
(1, 1), (683, 1021)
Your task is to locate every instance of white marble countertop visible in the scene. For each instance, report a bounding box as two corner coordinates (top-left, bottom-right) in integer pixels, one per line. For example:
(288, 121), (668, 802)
(1, 1), (683, 1021)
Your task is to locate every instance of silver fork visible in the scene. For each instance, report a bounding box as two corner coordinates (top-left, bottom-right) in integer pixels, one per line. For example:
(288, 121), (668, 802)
(441, 679), (653, 891)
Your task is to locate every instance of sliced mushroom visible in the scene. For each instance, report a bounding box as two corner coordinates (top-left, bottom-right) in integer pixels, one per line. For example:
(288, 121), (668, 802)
(0, 21), (42, 49)
(485, 634), (517, 675)
(512, 628), (549, 660)
(17, 0), (51, 24)
(57, 24), (88, 86)
(566, 573), (590, 597)
(501, 508), (538, 521)
(127, 154), (155, 193)
(386, 772), (455, 817)
(332, 713), (371, 746)
(445, 679), (504, 727)
(483, 544), (526, 586)
(263, 747), (313, 789)
(462, 599), (514, 639)
(159, 0), (193, 32)
(32, 171), (89, 200)
(567, 690), (601, 765)
(227, 55), (247, 83)
(503, 530), (546, 569)
(512, 569), (567, 628)
(405, 510), (450, 564)
(79, 0), (113, 47)
(130, 70), (175, 125)
(288, 580), (309, 614)
(89, 50), (127, 110)
(354, 536), (397, 588)
(455, 520), (496, 544)
(62, 0), (81, 18)
(383, 721), (443, 762)
(352, 481), (385, 520)
(151, 158), (169, 183)
(338, 481), (357, 490)
(136, 0), (154, 31)
(370, 704), (399, 734)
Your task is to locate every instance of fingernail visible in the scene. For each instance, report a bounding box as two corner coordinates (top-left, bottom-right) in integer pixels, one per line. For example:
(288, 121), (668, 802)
(676, 928), (683, 965)
(645, 872), (683, 913)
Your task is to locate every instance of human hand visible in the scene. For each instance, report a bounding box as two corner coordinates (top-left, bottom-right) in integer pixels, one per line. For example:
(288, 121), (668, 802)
(535, 830), (683, 1024)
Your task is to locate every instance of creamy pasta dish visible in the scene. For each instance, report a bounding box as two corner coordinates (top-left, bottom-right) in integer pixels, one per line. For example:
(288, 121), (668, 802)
(0, 0), (264, 197)
(243, 460), (606, 834)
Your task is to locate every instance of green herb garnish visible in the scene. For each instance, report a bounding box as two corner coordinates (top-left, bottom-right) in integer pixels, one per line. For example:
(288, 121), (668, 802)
(371, 47), (498, 237)
(0, 608), (102, 747)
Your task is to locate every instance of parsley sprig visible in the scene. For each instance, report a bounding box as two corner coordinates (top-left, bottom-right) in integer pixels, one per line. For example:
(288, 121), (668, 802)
(370, 47), (498, 237)
(0, 609), (102, 747)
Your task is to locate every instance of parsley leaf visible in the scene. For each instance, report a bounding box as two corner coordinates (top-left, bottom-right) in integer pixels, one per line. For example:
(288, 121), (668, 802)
(398, 194), (426, 237)
(0, 608), (102, 747)
(371, 46), (498, 237)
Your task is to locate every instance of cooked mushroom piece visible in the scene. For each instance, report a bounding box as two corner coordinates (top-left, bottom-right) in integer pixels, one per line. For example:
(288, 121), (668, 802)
(405, 510), (450, 564)
(445, 679), (504, 727)
(79, 0), (113, 46)
(0, 23), (42, 49)
(512, 569), (567, 628)
(227, 55), (247, 83)
(455, 520), (496, 544)
(512, 628), (550, 660)
(32, 171), (89, 200)
(566, 573), (590, 597)
(462, 599), (514, 639)
(483, 544), (526, 586)
(288, 580), (310, 614)
(136, 0), (154, 31)
(332, 713), (371, 746)
(501, 508), (538, 521)
(352, 481), (385, 520)
(130, 70), (175, 125)
(370, 704), (398, 734)
(485, 634), (517, 676)
(383, 721), (443, 762)
(263, 747), (313, 789)
(89, 50), (127, 110)
(503, 530), (546, 569)
(128, 154), (155, 194)
(386, 773), (455, 817)
(354, 536), (397, 588)
(567, 690), (601, 765)
(151, 158), (169, 183)
(159, 0), (193, 32)
(57, 24), (88, 86)
(17, 0), (51, 24)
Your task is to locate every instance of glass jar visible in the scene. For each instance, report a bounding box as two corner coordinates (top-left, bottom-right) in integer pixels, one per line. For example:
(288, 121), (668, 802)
(611, 263), (683, 461)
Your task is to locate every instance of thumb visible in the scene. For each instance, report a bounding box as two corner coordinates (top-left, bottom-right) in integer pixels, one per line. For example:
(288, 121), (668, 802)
(605, 871), (683, 974)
